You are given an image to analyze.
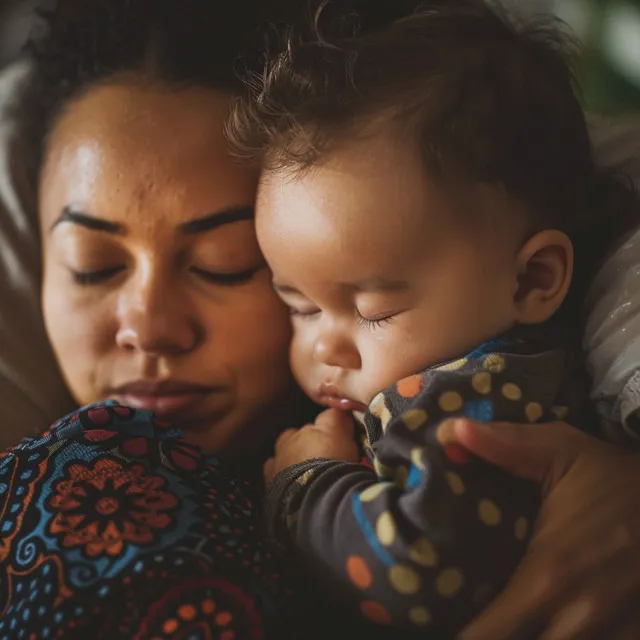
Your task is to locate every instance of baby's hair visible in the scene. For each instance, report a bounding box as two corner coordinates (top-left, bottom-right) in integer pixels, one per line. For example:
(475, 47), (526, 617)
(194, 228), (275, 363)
(228, 0), (638, 308)
(19, 0), (302, 190)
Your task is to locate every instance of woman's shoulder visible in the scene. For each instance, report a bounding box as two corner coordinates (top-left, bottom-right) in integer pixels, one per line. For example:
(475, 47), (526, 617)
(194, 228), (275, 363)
(0, 400), (259, 500)
(0, 402), (292, 638)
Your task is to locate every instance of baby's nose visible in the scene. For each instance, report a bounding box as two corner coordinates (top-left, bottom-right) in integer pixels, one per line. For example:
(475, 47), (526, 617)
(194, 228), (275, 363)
(313, 331), (361, 370)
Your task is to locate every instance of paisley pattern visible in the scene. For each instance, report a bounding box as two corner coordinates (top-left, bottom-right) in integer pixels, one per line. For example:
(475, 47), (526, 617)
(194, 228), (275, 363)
(0, 401), (295, 639)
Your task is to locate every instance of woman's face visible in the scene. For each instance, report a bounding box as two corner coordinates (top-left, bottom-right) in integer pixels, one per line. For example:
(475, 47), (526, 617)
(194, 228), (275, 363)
(39, 79), (295, 455)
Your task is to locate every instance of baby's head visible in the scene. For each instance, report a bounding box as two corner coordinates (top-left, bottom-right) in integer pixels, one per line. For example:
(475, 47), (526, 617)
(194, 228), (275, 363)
(229, 0), (632, 408)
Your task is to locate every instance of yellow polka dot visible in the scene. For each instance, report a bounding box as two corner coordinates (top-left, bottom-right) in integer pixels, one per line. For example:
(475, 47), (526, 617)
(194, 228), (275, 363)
(360, 482), (393, 503)
(551, 405), (569, 420)
(445, 471), (465, 496)
(409, 537), (438, 567)
(502, 383), (522, 401)
(376, 512), (397, 547)
(369, 392), (385, 415)
(402, 409), (428, 431)
(525, 402), (543, 422)
(436, 568), (464, 597)
(370, 393), (393, 431)
(483, 354), (506, 373)
(472, 372), (492, 395)
(296, 469), (316, 486)
(478, 499), (502, 526)
(514, 516), (529, 541)
(410, 447), (426, 470)
(439, 391), (463, 412)
(472, 583), (494, 605)
(389, 564), (421, 595)
(353, 410), (366, 426)
(409, 606), (432, 626)
(374, 458), (394, 479)
(436, 358), (468, 372)
(394, 466), (409, 488)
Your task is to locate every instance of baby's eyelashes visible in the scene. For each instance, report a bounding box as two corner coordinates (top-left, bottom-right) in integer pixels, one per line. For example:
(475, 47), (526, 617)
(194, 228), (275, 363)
(289, 306), (321, 318)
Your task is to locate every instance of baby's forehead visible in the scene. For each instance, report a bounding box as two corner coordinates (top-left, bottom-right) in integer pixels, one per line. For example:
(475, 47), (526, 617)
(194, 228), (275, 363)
(258, 138), (532, 245)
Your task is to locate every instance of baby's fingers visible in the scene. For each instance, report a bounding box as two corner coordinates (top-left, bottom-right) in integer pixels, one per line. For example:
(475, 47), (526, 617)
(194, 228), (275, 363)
(274, 428), (298, 452)
(314, 408), (354, 435)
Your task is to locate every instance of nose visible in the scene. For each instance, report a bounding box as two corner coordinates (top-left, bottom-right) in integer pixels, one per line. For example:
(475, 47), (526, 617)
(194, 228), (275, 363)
(312, 322), (361, 370)
(115, 267), (201, 356)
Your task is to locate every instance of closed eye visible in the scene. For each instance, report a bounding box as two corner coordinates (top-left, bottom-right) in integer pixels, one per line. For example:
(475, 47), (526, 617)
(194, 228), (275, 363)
(289, 307), (321, 318)
(190, 265), (263, 286)
(356, 312), (395, 330)
(71, 266), (125, 285)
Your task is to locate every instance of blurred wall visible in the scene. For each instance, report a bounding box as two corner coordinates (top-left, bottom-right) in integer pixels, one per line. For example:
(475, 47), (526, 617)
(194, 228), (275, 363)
(0, 0), (638, 112)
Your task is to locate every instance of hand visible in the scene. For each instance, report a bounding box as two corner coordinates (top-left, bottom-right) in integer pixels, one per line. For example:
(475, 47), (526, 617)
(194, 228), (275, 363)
(264, 409), (360, 483)
(443, 419), (640, 640)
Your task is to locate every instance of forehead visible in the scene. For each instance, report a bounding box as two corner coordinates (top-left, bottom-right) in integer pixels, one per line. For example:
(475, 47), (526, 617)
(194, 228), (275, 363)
(256, 135), (458, 257)
(39, 80), (257, 229)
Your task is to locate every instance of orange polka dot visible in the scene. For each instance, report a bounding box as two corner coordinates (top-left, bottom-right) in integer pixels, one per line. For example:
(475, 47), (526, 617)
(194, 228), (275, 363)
(443, 443), (470, 464)
(178, 604), (197, 621)
(347, 555), (373, 589)
(162, 619), (179, 634)
(215, 611), (233, 627)
(202, 599), (216, 615)
(360, 600), (392, 625)
(397, 375), (423, 398)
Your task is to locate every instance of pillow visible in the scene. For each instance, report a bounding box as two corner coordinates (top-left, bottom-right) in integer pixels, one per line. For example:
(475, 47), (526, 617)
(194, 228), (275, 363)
(0, 61), (638, 446)
(584, 114), (640, 440)
(0, 61), (73, 447)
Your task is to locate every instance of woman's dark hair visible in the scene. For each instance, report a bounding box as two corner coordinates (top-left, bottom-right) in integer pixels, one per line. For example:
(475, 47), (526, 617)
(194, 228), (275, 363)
(228, 0), (639, 312)
(20, 0), (302, 188)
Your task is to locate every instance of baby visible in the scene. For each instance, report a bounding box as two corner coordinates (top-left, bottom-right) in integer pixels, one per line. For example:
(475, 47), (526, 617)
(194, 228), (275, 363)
(228, 0), (634, 634)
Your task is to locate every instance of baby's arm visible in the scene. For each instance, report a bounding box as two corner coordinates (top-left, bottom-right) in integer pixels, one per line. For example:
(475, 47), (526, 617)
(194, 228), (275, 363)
(266, 351), (566, 634)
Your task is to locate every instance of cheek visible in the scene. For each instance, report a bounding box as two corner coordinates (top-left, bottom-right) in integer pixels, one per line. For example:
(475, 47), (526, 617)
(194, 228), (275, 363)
(358, 337), (424, 396)
(213, 284), (293, 398)
(288, 326), (318, 394)
(42, 275), (113, 401)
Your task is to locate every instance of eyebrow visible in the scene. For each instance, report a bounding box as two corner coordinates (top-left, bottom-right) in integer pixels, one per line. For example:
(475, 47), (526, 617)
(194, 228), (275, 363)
(50, 204), (255, 236)
(272, 279), (409, 295)
(180, 205), (254, 234)
(352, 279), (410, 292)
(51, 208), (124, 234)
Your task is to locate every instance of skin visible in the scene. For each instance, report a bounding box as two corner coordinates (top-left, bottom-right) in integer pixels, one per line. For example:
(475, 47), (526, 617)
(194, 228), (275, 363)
(256, 132), (572, 476)
(39, 78), (298, 457)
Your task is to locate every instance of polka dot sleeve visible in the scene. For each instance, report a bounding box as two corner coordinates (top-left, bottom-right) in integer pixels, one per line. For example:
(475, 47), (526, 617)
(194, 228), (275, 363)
(266, 341), (585, 635)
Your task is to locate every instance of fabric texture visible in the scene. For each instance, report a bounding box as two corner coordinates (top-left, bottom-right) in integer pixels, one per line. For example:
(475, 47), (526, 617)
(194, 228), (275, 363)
(266, 330), (592, 636)
(0, 400), (303, 639)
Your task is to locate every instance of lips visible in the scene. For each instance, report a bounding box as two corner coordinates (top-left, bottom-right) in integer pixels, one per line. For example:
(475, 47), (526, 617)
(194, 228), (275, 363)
(318, 383), (368, 413)
(110, 380), (215, 417)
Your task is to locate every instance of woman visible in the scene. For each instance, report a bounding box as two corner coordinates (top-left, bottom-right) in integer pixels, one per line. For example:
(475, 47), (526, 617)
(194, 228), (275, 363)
(1, 0), (639, 638)
(2, 0), (312, 638)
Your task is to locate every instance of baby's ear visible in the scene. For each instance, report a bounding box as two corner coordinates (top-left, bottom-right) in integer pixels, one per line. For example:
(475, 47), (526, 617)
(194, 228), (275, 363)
(513, 230), (573, 325)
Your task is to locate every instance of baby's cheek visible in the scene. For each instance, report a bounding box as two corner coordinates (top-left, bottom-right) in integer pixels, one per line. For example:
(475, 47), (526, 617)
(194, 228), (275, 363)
(289, 332), (316, 395)
(360, 339), (426, 398)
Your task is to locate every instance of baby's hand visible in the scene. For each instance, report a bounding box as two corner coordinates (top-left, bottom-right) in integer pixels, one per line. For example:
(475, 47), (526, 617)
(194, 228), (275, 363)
(264, 409), (360, 483)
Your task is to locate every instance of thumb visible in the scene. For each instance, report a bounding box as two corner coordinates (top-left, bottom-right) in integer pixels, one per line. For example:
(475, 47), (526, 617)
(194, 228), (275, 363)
(314, 408), (355, 435)
(451, 419), (581, 492)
